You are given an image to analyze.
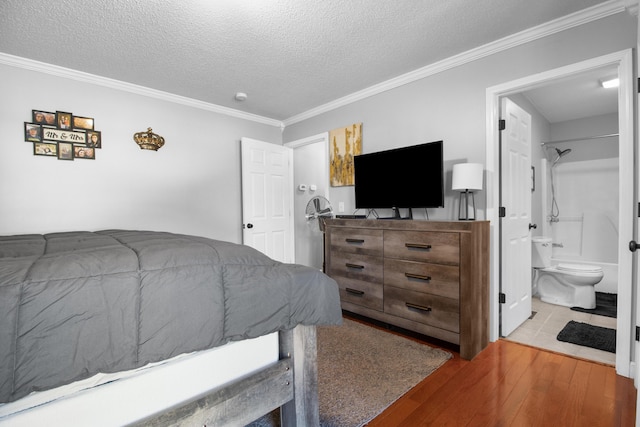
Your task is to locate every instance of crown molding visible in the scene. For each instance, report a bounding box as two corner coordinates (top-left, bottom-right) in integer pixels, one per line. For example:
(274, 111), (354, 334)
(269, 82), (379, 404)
(621, 0), (639, 15)
(283, 0), (629, 127)
(0, 52), (284, 128)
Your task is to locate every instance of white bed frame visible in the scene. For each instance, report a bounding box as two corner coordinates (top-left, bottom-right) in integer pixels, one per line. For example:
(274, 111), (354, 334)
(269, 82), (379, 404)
(0, 325), (318, 427)
(136, 324), (319, 426)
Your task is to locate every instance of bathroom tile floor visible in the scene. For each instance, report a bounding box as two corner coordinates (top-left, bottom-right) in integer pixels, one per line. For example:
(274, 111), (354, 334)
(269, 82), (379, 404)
(505, 296), (616, 365)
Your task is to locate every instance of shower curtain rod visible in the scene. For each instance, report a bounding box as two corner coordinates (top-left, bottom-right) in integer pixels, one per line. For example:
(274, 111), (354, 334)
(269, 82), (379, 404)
(540, 133), (619, 146)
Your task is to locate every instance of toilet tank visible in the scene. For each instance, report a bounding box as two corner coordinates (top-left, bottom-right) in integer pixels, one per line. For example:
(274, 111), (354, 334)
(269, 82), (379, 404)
(532, 236), (552, 268)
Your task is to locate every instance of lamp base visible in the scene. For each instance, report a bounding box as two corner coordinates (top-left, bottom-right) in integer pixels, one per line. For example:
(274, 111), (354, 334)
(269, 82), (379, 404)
(458, 190), (476, 221)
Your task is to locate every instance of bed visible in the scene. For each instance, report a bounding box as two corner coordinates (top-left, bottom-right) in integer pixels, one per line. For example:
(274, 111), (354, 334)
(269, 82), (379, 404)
(0, 230), (342, 426)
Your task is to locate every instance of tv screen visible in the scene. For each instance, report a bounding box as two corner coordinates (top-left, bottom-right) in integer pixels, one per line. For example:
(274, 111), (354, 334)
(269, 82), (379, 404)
(354, 141), (444, 211)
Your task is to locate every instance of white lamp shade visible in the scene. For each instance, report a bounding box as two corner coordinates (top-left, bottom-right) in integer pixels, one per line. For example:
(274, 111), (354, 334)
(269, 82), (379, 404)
(452, 163), (483, 191)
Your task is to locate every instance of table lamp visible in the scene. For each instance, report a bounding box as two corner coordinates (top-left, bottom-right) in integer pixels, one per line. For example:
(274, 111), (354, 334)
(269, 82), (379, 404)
(452, 163), (483, 220)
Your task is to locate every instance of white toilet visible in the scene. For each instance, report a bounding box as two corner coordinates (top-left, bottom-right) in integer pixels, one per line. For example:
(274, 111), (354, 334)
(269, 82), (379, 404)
(532, 236), (603, 309)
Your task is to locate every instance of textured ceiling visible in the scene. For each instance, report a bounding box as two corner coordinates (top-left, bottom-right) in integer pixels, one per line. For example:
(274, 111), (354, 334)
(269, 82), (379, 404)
(0, 0), (619, 121)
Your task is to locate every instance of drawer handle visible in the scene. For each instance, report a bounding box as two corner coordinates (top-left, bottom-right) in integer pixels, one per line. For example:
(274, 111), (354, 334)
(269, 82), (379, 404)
(346, 288), (365, 296)
(405, 302), (432, 313)
(405, 273), (431, 282)
(405, 243), (432, 251)
(346, 238), (365, 244)
(346, 263), (365, 269)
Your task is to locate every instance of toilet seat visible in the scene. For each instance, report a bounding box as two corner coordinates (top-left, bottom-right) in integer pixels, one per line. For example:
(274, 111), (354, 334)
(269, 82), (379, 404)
(556, 263), (602, 274)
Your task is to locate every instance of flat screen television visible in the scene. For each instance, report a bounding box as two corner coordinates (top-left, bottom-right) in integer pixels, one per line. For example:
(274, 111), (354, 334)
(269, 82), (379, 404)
(354, 140), (444, 217)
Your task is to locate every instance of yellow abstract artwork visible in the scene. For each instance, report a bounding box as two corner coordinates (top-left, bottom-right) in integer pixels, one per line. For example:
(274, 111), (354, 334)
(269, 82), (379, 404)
(329, 123), (362, 186)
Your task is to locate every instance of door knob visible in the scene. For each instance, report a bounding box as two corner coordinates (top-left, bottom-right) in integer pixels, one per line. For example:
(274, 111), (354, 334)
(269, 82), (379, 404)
(246, 223), (254, 229)
(529, 223), (537, 230)
(630, 240), (638, 252)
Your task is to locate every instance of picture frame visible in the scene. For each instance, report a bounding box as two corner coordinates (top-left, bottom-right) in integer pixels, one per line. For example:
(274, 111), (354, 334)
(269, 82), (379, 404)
(74, 145), (95, 159)
(56, 111), (73, 130)
(24, 122), (41, 142)
(32, 110), (57, 127)
(58, 142), (74, 160)
(34, 142), (57, 157)
(73, 116), (94, 130)
(86, 130), (101, 148)
(23, 108), (102, 161)
(329, 123), (362, 187)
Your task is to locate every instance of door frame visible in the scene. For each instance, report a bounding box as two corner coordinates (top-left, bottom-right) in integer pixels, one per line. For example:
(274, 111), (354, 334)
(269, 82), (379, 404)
(284, 132), (329, 196)
(485, 49), (634, 376)
(285, 132), (330, 267)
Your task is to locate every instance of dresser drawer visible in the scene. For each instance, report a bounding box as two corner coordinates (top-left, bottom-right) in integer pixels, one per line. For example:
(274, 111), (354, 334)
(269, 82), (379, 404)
(384, 286), (459, 333)
(329, 252), (383, 311)
(329, 228), (383, 256)
(384, 259), (459, 300)
(384, 230), (459, 265)
(328, 253), (383, 282)
(336, 278), (383, 311)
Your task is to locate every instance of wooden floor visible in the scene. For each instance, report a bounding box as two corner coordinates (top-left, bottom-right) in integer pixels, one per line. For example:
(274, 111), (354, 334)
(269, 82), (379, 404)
(367, 338), (637, 426)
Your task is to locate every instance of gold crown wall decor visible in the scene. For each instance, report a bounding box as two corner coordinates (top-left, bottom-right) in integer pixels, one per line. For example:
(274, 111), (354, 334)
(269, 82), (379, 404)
(133, 127), (165, 151)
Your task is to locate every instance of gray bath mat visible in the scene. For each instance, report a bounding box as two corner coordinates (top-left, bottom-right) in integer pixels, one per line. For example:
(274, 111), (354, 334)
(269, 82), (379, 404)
(557, 320), (616, 353)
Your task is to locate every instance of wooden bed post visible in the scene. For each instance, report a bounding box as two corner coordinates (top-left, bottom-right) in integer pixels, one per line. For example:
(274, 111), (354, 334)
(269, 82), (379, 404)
(279, 324), (319, 426)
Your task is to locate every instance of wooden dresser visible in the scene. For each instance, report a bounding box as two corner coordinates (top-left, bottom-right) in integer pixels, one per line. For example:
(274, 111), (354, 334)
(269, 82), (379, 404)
(324, 219), (489, 360)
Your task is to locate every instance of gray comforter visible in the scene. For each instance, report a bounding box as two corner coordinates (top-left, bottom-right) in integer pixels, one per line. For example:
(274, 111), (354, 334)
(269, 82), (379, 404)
(0, 230), (342, 403)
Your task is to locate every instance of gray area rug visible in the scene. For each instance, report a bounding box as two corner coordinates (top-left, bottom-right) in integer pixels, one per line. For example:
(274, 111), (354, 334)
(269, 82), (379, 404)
(247, 318), (452, 427)
(557, 320), (616, 353)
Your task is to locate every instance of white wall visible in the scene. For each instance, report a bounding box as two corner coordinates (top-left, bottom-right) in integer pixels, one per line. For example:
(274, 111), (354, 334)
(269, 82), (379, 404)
(3, 12), (634, 243)
(282, 13), (637, 222)
(0, 63), (282, 243)
(292, 140), (329, 269)
(549, 113), (619, 161)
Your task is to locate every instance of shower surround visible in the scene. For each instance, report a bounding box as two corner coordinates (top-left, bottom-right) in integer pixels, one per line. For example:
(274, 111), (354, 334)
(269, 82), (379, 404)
(539, 157), (619, 294)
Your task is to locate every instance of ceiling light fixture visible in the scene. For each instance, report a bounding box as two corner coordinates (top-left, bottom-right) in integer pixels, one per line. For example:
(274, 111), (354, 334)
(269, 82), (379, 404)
(235, 92), (248, 101)
(600, 78), (619, 89)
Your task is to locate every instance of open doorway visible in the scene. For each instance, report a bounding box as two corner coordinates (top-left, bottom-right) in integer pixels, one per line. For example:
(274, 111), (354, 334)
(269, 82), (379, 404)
(285, 133), (330, 270)
(486, 49), (634, 376)
(504, 68), (619, 366)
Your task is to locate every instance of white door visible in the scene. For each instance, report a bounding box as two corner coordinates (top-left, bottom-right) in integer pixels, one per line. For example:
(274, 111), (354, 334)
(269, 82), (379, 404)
(500, 98), (533, 337)
(241, 137), (294, 264)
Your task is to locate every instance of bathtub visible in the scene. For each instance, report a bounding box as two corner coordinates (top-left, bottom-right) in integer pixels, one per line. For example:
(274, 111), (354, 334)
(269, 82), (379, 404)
(551, 258), (618, 294)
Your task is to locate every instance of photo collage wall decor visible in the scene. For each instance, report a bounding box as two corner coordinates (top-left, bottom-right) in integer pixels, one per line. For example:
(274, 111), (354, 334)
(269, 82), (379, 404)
(24, 110), (102, 160)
